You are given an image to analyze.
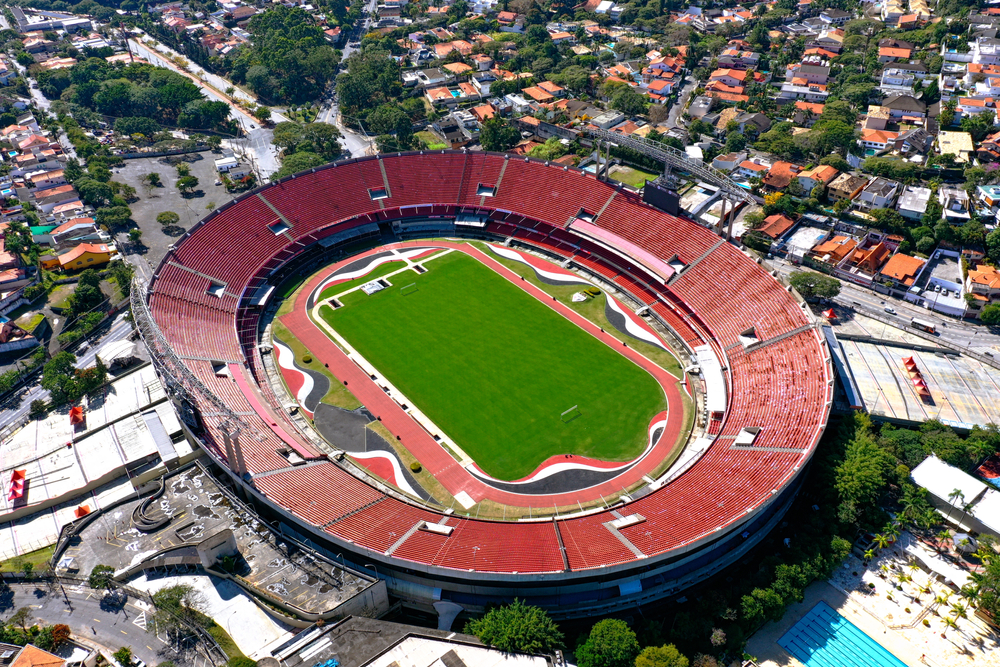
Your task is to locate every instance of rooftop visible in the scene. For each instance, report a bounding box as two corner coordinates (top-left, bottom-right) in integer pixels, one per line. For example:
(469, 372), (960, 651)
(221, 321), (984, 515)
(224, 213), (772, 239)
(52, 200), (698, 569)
(880, 253), (925, 285)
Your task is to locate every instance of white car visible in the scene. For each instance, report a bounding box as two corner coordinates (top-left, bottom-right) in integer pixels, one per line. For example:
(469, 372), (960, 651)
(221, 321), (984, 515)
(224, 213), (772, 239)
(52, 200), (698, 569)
(884, 306), (896, 315)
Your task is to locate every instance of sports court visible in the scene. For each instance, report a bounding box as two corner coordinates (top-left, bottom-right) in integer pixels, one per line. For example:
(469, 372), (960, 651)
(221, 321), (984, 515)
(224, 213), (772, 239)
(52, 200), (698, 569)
(838, 338), (1000, 427)
(315, 249), (667, 481)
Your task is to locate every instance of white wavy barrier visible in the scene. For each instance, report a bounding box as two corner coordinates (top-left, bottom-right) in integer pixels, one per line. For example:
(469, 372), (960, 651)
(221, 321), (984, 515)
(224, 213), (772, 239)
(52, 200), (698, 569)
(487, 244), (591, 285)
(273, 339), (314, 409)
(315, 247), (440, 298)
(606, 296), (670, 352)
(349, 450), (421, 497)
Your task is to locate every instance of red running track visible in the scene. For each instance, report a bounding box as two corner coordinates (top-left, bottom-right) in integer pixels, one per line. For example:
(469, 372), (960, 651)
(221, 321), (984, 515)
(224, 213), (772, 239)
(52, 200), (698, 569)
(281, 241), (687, 508)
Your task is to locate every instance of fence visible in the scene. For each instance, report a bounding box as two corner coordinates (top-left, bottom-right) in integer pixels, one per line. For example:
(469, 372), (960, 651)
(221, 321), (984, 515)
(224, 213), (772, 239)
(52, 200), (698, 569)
(119, 145), (211, 160)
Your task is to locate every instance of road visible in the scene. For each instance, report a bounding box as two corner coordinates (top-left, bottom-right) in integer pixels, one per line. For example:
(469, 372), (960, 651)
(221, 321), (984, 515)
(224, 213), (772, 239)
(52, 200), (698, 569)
(667, 76), (697, 129)
(2, 581), (213, 667)
(0, 319), (135, 433)
(126, 38), (282, 178)
(316, 0), (378, 158)
(766, 256), (1000, 355)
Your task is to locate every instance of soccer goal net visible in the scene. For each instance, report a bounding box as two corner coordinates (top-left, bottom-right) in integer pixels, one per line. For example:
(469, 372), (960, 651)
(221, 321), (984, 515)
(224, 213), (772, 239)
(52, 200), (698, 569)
(400, 283), (418, 296)
(560, 405), (582, 423)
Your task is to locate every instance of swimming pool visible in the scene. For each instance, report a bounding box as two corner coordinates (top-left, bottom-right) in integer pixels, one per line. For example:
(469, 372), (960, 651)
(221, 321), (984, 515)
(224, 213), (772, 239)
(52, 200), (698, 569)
(777, 601), (908, 667)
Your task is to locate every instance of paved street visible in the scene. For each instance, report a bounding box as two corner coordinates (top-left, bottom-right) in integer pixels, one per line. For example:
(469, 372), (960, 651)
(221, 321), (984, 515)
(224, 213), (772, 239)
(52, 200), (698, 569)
(667, 77), (696, 129)
(316, 0), (378, 158)
(0, 319), (135, 433)
(126, 38), (282, 178)
(1, 581), (213, 667)
(765, 256), (1000, 355)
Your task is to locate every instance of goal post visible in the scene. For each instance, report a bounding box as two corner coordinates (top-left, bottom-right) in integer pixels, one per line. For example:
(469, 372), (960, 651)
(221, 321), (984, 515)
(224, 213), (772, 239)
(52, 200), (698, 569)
(400, 283), (418, 296)
(560, 405), (581, 423)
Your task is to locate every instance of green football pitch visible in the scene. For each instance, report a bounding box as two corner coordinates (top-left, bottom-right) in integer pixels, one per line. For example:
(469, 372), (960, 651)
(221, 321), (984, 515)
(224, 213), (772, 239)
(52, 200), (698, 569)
(318, 251), (666, 481)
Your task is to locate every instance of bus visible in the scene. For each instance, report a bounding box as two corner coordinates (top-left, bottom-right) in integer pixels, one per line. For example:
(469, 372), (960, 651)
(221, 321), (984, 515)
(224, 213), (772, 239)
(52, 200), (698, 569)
(911, 317), (936, 334)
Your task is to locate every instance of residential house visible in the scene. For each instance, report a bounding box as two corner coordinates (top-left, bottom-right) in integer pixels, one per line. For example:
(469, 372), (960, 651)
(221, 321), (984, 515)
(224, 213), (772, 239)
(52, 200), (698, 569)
(851, 241), (892, 274)
(854, 177), (900, 211)
(880, 253), (925, 289)
(878, 46), (913, 63)
(897, 185), (932, 220)
(811, 29), (845, 53)
(785, 64), (830, 85)
(937, 131), (975, 163)
(737, 158), (771, 179)
(689, 96), (714, 119)
(762, 162), (802, 191)
(820, 8), (851, 24)
(894, 127), (933, 155)
(881, 67), (917, 93)
(757, 214), (797, 239)
(965, 264), (1000, 313)
(863, 105), (891, 130)
(711, 152), (746, 171)
(859, 129), (899, 151)
(26, 168), (64, 190)
(810, 235), (858, 267)
(828, 173), (869, 202)
(521, 86), (555, 103)
(647, 79), (676, 102)
(792, 101), (825, 127)
(882, 94), (926, 118)
(54, 242), (116, 270)
(939, 186), (971, 224)
(734, 112), (771, 135)
(470, 103), (496, 122)
(957, 96), (1000, 118)
(470, 71), (495, 96)
(709, 68), (752, 88)
(538, 80), (565, 97)
(797, 164), (839, 193)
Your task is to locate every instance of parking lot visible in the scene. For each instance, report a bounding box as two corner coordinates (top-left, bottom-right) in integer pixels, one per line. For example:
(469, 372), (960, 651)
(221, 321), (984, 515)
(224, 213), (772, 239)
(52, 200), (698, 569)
(112, 153), (237, 266)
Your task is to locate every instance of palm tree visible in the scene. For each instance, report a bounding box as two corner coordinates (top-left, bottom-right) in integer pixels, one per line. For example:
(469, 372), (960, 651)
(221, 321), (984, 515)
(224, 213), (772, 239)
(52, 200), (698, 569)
(934, 591), (951, 613)
(941, 616), (959, 638)
(947, 488), (965, 523)
(883, 521), (901, 541)
(907, 561), (920, 575)
(936, 529), (951, 551)
(863, 548), (876, 564)
(874, 533), (891, 551)
(950, 601), (968, 620)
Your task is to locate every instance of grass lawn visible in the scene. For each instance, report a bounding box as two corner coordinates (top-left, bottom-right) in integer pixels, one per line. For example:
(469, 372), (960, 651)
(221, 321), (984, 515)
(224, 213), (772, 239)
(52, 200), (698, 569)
(318, 261), (407, 302)
(320, 251), (666, 480)
(610, 165), (657, 189)
(416, 130), (448, 150)
(0, 545), (54, 573)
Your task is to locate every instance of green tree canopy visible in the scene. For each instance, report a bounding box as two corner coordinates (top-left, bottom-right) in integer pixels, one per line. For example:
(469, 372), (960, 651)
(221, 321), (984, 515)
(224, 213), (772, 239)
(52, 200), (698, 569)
(788, 271), (841, 299)
(480, 117), (521, 152)
(463, 599), (564, 654)
(981, 303), (1000, 325)
(635, 644), (689, 667)
(575, 619), (640, 667)
(157, 211), (180, 226)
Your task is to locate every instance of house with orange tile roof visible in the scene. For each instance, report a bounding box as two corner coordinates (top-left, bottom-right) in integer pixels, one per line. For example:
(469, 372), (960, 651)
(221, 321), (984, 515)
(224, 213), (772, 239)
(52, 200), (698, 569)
(966, 265), (1000, 317)
(797, 164), (839, 193)
(54, 242), (116, 271)
(880, 253), (925, 289)
(809, 236), (858, 266)
(878, 46), (912, 62)
(757, 214), (797, 240)
(443, 62), (473, 76)
(859, 129), (899, 151)
(521, 86), (554, 103)
(850, 242), (891, 275)
(470, 104), (496, 122)
(537, 80), (565, 97)
(9, 645), (64, 667)
(762, 162), (802, 191)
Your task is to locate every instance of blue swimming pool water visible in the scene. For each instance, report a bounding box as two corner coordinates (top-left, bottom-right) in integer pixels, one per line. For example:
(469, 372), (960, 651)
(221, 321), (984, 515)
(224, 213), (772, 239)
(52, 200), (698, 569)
(777, 601), (908, 667)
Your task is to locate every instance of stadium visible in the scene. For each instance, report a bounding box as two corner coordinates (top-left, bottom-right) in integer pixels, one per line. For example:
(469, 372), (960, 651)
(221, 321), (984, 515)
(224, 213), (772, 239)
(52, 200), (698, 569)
(136, 151), (833, 619)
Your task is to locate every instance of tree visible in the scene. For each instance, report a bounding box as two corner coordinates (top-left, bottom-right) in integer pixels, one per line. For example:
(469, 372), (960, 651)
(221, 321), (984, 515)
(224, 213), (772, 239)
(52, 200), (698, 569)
(88, 564), (115, 591)
(987, 228), (1000, 263)
(145, 172), (162, 188)
(176, 176), (199, 194)
(788, 271), (841, 299)
(128, 229), (143, 244)
(635, 644), (688, 667)
(480, 117), (520, 152)
(28, 400), (47, 419)
(275, 151), (327, 178)
(42, 351), (82, 405)
(113, 647), (134, 667)
(463, 599), (563, 654)
(575, 619), (640, 667)
(9, 607), (31, 631)
(610, 86), (647, 117)
(150, 585), (207, 633)
(157, 211), (180, 227)
(253, 105), (272, 122)
(51, 624), (71, 649)
(176, 164), (191, 178)
(981, 303), (1000, 325)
